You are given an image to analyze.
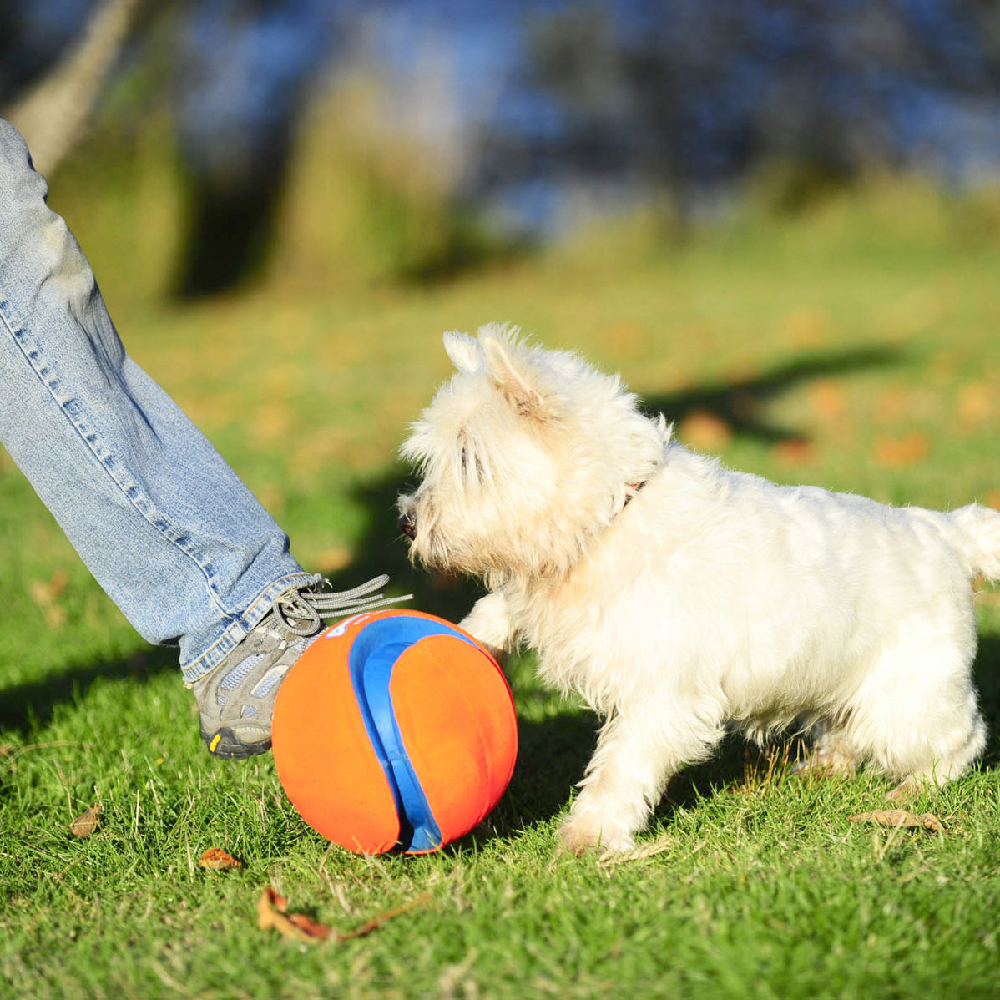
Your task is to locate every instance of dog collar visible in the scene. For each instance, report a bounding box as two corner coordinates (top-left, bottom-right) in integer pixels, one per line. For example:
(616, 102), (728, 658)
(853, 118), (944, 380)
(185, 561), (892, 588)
(622, 481), (647, 508)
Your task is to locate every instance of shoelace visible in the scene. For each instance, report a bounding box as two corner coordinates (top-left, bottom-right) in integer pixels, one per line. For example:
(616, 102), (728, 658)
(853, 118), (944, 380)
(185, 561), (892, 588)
(272, 575), (411, 636)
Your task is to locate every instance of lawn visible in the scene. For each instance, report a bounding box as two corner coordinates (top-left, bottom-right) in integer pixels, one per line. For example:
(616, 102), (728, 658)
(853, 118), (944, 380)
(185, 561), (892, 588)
(1, 135), (999, 998)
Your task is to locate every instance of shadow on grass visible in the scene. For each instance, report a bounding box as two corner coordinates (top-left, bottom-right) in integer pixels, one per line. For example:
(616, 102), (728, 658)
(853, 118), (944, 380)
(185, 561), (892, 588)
(0, 646), (178, 740)
(639, 343), (900, 443)
(973, 631), (1000, 769)
(462, 630), (1000, 849)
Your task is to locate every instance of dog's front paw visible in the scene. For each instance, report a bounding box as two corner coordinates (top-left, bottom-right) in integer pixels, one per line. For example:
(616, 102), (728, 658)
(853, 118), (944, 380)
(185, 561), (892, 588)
(556, 815), (635, 856)
(459, 593), (516, 660)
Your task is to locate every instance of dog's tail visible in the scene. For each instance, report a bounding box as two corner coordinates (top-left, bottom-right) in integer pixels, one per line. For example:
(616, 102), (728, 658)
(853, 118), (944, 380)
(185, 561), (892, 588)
(947, 503), (1000, 581)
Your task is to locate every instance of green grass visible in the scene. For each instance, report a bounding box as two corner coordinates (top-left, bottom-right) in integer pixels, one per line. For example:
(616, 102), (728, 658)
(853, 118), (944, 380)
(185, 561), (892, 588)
(2, 132), (1000, 997)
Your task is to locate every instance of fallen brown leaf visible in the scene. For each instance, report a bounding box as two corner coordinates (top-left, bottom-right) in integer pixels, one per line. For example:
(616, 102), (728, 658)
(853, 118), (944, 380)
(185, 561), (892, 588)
(31, 569), (70, 629)
(313, 547), (352, 574)
(257, 886), (430, 944)
(849, 810), (944, 832)
(198, 847), (242, 871)
(807, 379), (847, 421)
(679, 410), (732, 452)
(874, 386), (918, 424)
(70, 804), (103, 838)
(287, 912), (334, 941)
(873, 432), (931, 468)
(258, 888), (324, 943)
(957, 382), (994, 430)
(30, 569), (69, 605)
(773, 437), (815, 466)
(336, 894), (432, 940)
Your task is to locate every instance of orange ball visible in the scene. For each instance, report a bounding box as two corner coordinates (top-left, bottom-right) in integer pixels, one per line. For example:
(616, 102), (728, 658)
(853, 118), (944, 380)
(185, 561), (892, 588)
(272, 610), (518, 854)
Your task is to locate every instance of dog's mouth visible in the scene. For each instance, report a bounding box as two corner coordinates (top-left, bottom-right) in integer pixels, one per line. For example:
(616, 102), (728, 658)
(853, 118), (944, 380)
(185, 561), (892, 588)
(398, 511), (417, 540)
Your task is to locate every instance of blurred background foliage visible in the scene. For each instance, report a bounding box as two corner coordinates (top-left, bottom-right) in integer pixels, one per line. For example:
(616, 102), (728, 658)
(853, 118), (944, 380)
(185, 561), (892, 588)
(2, 0), (998, 613)
(3, 0), (1000, 304)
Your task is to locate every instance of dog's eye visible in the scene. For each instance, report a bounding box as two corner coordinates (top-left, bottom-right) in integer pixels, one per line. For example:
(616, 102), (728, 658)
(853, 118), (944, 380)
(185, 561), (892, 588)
(460, 446), (482, 485)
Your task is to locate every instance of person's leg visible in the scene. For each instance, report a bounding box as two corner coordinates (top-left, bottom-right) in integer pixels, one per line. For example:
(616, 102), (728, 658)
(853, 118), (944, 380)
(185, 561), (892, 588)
(0, 117), (314, 677)
(0, 119), (401, 755)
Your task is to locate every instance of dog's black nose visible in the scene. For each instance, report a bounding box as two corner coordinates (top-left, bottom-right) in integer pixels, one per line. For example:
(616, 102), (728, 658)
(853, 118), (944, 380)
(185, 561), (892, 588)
(398, 512), (417, 540)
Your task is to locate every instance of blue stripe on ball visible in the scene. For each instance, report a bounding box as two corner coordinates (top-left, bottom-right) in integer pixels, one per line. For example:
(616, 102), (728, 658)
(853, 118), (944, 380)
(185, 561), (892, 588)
(360, 643), (441, 851)
(347, 615), (478, 852)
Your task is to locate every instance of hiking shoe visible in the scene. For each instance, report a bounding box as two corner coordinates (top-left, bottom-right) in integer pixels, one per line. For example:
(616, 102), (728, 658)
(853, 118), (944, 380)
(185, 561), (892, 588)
(190, 575), (407, 759)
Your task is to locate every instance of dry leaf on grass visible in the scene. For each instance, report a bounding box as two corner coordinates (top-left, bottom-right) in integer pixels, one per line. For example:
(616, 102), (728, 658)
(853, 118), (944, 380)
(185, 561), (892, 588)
(957, 382), (994, 430)
(257, 886), (429, 944)
(30, 569), (69, 605)
(70, 804), (103, 838)
(679, 411), (732, 452)
(773, 438), (815, 466)
(198, 847), (242, 871)
(30, 569), (70, 629)
(258, 889), (331, 943)
(873, 432), (931, 468)
(849, 810), (944, 832)
(807, 379), (847, 421)
(313, 547), (352, 574)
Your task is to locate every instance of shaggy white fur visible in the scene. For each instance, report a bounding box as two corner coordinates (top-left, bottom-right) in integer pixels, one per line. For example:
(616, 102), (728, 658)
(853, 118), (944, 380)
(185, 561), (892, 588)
(398, 325), (997, 853)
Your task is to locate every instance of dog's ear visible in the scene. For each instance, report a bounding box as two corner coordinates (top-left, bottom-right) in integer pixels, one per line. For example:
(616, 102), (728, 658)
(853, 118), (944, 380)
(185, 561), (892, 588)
(443, 331), (482, 373)
(480, 332), (548, 417)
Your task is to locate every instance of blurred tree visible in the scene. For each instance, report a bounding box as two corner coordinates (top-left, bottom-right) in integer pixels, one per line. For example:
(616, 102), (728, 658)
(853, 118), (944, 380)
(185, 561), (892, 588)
(514, 0), (1000, 216)
(1, 0), (143, 176)
(0, 0), (343, 298)
(170, 0), (342, 297)
(4, 0), (1000, 284)
(0, 0), (96, 102)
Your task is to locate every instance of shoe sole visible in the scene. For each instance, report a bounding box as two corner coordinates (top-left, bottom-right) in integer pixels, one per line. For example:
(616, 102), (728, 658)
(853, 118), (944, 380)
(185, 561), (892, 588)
(201, 725), (272, 760)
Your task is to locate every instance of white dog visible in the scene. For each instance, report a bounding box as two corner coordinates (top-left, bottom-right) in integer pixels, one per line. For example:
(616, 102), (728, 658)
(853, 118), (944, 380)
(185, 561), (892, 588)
(398, 325), (997, 853)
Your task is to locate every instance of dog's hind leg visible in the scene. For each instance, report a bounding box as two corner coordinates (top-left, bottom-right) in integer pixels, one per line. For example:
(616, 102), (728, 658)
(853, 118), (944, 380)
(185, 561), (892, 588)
(845, 638), (986, 798)
(557, 699), (725, 854)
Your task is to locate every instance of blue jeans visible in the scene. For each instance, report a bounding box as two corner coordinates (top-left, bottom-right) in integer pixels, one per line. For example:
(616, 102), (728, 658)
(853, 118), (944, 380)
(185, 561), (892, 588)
(0, 119), (315, 681)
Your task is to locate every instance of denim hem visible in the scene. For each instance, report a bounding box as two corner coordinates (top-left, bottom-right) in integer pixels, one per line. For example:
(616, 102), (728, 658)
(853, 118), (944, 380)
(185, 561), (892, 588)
(180, 571), (321, 683)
